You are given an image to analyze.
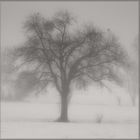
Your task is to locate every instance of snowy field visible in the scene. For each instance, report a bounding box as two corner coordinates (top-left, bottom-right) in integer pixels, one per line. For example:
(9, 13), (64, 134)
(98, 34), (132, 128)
(1, 100), (139, 139)
(1, 122), (138, 139)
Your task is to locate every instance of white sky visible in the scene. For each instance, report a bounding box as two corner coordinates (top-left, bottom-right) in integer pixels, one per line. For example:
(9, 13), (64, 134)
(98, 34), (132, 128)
(1, 1), (139, 51)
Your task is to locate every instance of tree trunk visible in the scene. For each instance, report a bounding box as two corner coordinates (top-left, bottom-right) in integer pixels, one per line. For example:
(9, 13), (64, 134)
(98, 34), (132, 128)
(58, 95), (69, 122)
(131, 96), (136, 106)
(57, 83), (70, 122)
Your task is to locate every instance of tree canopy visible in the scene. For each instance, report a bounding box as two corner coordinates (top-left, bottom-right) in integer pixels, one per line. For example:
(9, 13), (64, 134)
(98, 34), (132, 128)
(14, 11), (128, 93)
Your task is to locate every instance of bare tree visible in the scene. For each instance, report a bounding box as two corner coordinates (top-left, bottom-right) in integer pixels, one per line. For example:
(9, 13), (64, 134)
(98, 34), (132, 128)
(126, 35), (139, 106)
(14, 71), (40, 100)
(1, 48), (16, 80)
(13, 11), (128, 122)
(1, 48), (17, 100)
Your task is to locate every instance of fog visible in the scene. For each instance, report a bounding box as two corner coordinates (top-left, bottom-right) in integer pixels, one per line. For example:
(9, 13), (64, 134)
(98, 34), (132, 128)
(1, 1), (139, 139)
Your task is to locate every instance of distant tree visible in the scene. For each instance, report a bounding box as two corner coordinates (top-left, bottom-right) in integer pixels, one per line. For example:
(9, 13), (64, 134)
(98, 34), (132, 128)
(1, 48), (16, 80)
(14, 71), (40, 100)
(126, 35), (139, 105)
(13, 11), (128, 122)
(1, 48), (16, 100)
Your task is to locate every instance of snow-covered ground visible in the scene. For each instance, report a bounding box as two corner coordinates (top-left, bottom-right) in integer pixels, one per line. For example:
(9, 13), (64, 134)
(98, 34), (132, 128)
(1, 122), (138, 139)
(1, 101), (139, 138)
(1, 85), (139, 138)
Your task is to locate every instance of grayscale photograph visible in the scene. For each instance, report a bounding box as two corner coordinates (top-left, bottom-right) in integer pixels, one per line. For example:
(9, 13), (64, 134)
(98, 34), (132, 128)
(0, 1), (139, 139)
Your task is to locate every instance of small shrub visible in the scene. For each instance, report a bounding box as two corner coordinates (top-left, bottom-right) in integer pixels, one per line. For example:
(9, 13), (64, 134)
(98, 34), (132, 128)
(96, 114), (103, 123)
